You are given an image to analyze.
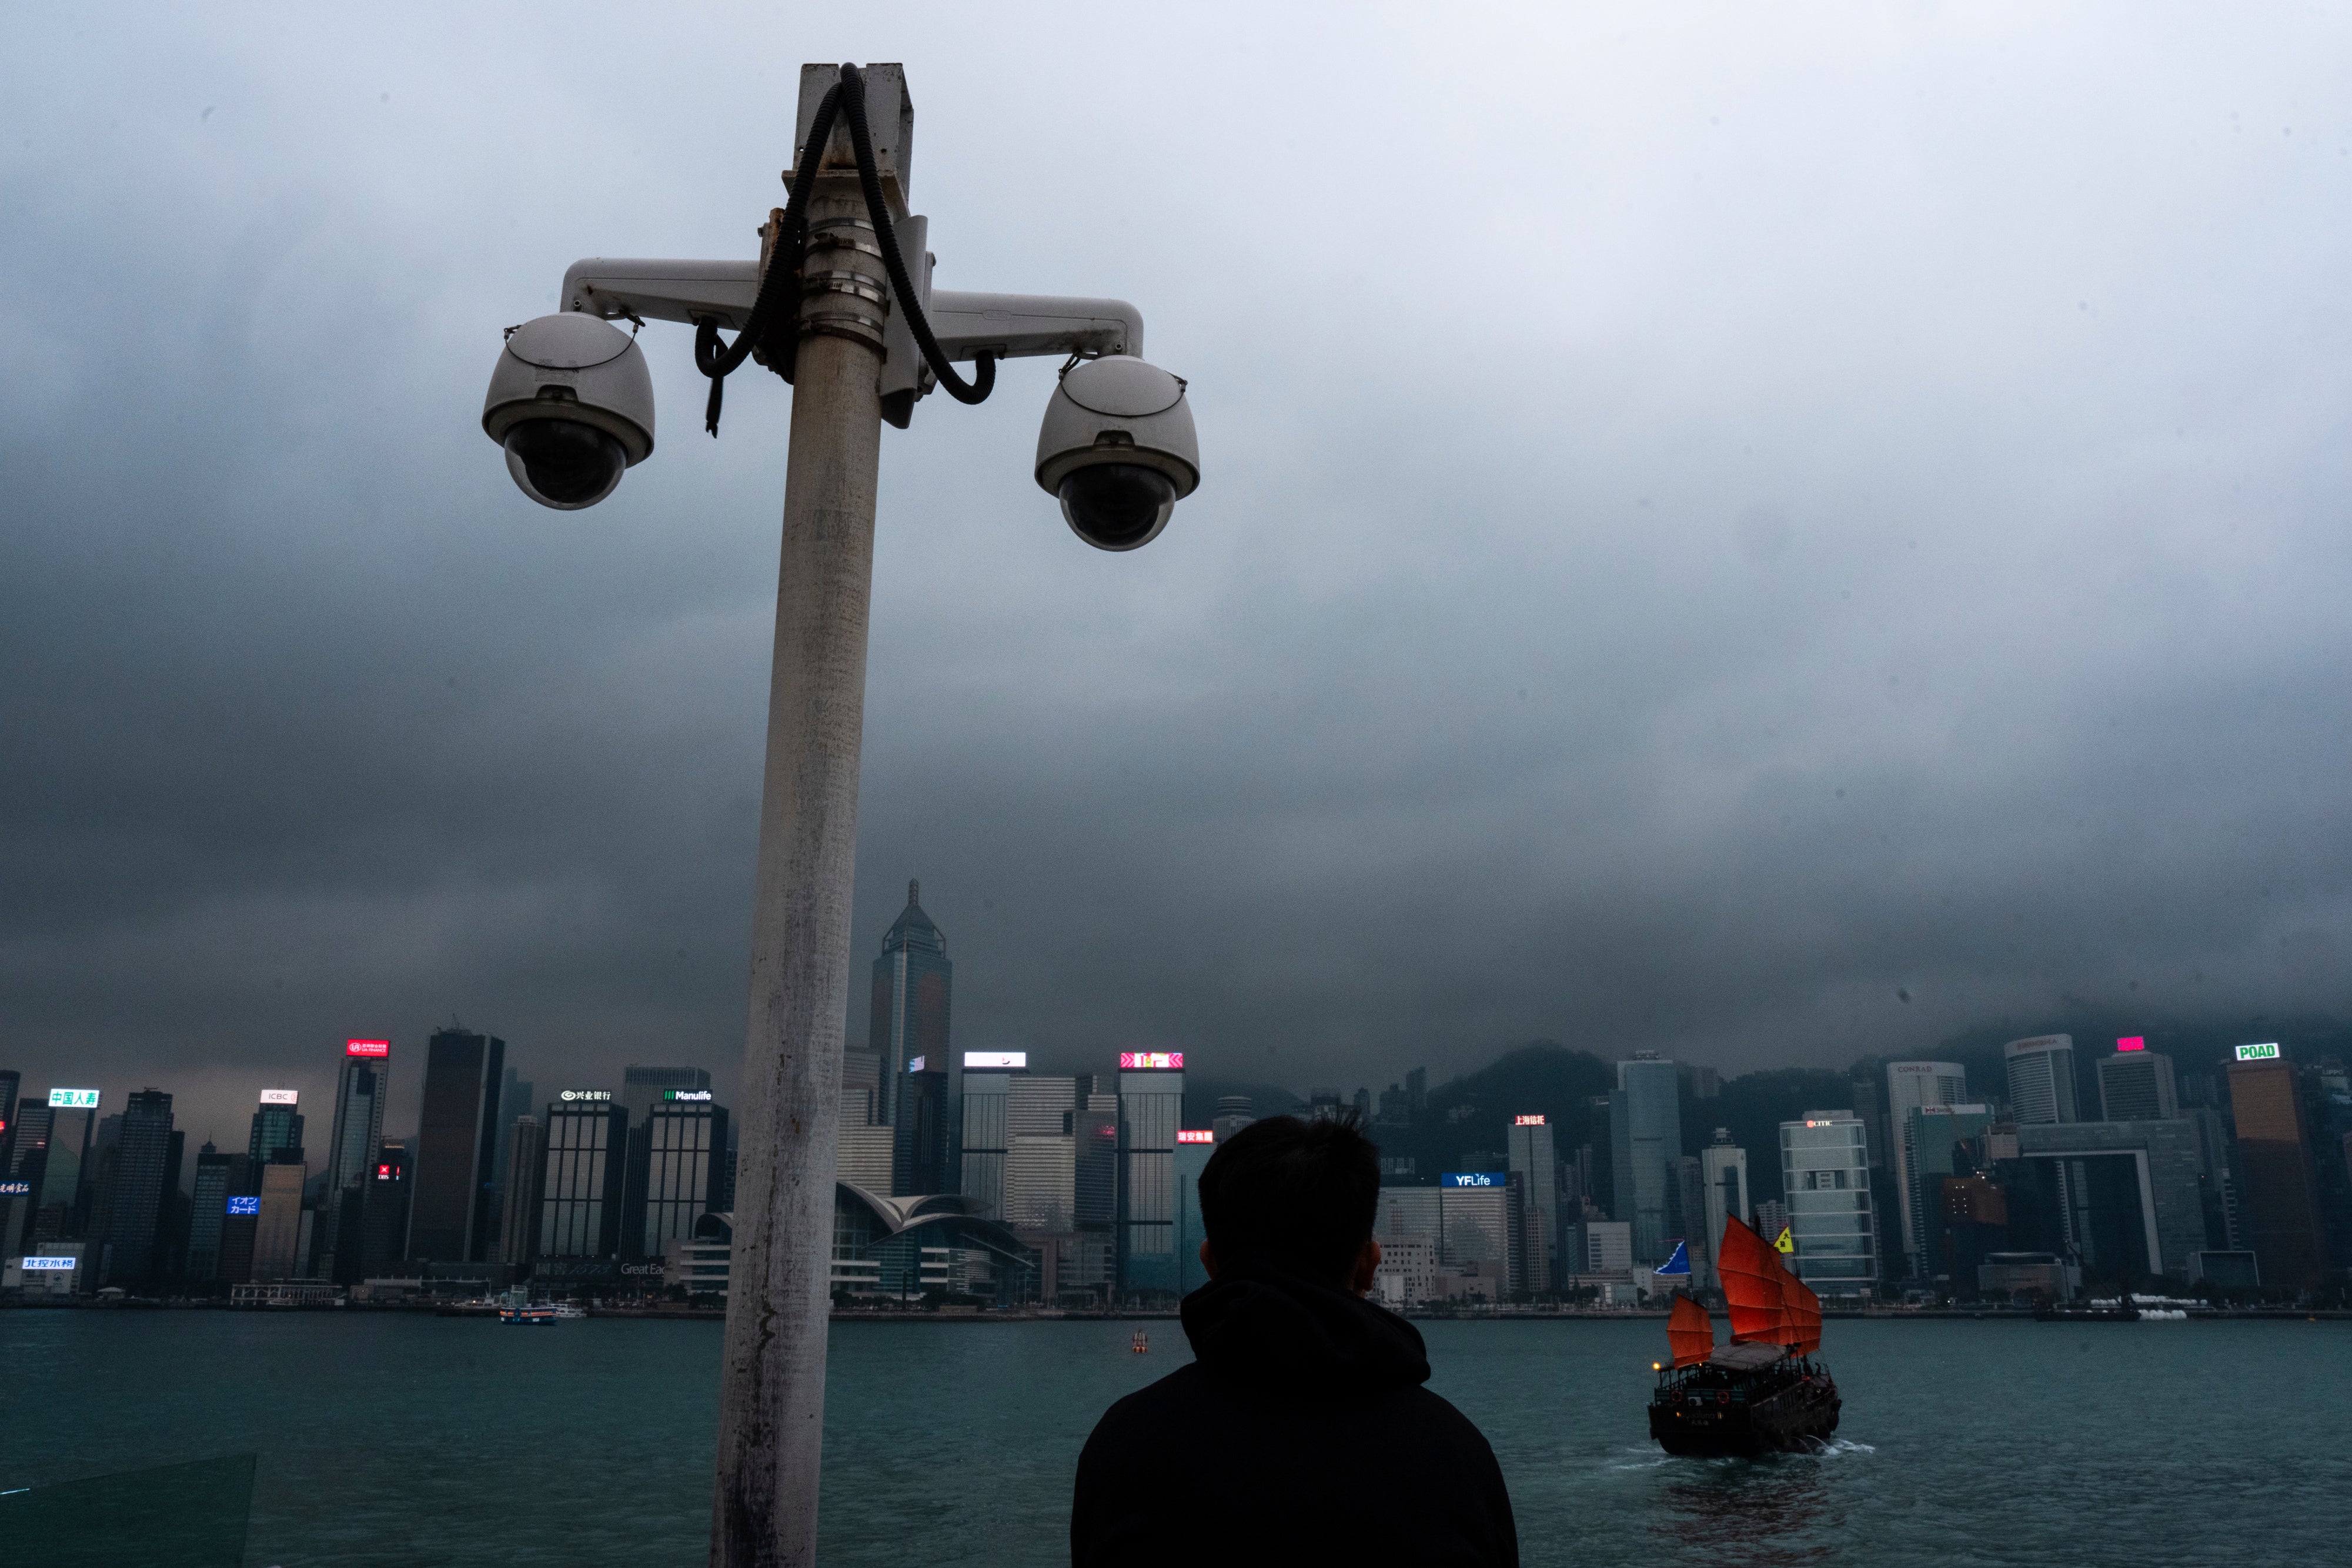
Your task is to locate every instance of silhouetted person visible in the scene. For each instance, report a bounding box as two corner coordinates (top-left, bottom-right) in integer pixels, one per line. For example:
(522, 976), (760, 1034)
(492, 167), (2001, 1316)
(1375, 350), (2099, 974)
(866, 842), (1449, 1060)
(1071, 1113), (1518, 1566)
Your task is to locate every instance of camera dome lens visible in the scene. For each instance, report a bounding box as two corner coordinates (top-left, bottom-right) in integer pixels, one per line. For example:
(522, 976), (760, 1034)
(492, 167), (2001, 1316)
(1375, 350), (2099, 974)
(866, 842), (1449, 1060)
(503, 418), (626, 510)
(1057, 463), (1176, 551)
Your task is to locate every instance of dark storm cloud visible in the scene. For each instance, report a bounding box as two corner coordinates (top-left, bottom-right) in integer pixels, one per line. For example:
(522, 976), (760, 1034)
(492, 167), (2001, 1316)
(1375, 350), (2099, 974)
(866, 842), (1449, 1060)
(6, 5), (2352, 1144)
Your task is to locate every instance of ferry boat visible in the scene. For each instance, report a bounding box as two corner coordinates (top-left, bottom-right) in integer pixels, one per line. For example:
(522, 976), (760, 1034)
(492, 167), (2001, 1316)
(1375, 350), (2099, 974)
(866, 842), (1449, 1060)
(496, 1289), (557, 1326)
(1648, 1217), (1840, 1457)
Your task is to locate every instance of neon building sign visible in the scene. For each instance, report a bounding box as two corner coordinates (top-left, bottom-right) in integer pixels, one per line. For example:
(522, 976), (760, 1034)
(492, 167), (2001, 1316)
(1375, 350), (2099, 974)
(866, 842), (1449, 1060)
(346, 1039), (390, 1057)
(1120, 1052), (1184, 1071)
(1176, 1130), (1215, 1145)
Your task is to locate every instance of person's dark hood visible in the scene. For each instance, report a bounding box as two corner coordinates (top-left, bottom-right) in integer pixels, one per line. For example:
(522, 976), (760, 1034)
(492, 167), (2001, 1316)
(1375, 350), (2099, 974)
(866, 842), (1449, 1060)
(1180, 1262), (1432, 1395)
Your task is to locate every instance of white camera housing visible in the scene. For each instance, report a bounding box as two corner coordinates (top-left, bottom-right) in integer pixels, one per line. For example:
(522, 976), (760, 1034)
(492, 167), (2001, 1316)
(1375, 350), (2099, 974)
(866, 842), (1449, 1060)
(482, 313), (656, 509)
(1033, 355), (1199, 550)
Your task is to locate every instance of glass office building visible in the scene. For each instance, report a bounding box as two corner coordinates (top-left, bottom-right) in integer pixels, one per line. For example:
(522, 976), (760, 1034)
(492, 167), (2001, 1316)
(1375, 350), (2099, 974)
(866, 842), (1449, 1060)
(407, 1027), (507, 1263)
(1118, 1056), (1184, 1296)
(869, 881), (953, 1128)
(958, 1057), (1018, 1220)
(1781, 1111), (1880, 1298)
(1609, 1054), (1683, 1265)
(637, 1095), (729, 1255)
(540, 1095), (627, 1259)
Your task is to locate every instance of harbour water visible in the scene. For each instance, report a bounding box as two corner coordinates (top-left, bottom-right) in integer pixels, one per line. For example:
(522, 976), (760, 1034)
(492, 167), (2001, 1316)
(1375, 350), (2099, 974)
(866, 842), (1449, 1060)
(3, 1312), (2346, 1566)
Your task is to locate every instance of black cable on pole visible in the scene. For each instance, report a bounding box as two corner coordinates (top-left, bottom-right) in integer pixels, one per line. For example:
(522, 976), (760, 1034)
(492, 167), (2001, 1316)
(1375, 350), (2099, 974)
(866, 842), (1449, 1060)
(695, 63), (997, 436)
(837, 63), (997, 406)
(694, 83), (842, 435)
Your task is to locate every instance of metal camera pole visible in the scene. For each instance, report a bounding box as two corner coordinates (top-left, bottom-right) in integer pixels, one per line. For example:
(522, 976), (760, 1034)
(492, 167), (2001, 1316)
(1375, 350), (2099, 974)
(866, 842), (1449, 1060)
(480, 57), (1199, 1568)
(711, 94), (890, 1568)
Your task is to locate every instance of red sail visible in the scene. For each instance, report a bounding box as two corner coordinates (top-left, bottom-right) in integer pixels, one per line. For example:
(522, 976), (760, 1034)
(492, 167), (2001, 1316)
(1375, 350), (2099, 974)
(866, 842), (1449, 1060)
(1667, 1293), (1714, 1369)
(1782, 1271), (1823, 1355)
(1717, 1217), (1785, 1345)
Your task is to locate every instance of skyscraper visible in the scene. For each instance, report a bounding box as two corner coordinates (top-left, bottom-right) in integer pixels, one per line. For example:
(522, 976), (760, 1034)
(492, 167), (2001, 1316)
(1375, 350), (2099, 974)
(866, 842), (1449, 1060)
(248, 1091), (304, 1166)
(499, 1115), (546, 1268)
(3, 1095), (52, 1262)
(1902, 1104), (1993, 1280)
(634, 1092), (728, 1256)
(35, 1090), (101, 1243)
(0, 1069), (19, 1174)
(251, 1151), (308, 1281)
(870, 881), (952, 1128)
(540, 1092), (626, 1258)
(186, 1143), (231, 1282)
(1700, 1131), (1748, 1285)
(1782, 1110), (1879, 1296)
(1609, 1053), (1682, 1264)
(352, 1145), (412, 1281)
(893, 1061), (951, 1195)
(1886, 1061), (1968, 1276)
(2004, 1035), (2080, 1125)
(407, 1026), (507, 1262)
(2227, 1045), (2327, 1291)
(319, 1039), (392, 1280)
(214, 1153), (261, 1285)
(958, 1054), (1020, 1218)
(1506, 1114), (1559, 1292)
(2098, 1044), (2179, 1122)
(1118, 1052), (1185, 1295)
(1211, 1095), (1255, 1144)
(97, 1089), (175, 1289)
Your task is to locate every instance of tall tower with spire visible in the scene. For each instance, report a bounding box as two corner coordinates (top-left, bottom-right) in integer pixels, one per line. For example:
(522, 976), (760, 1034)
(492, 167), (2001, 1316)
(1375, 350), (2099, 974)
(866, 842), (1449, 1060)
(870, 880), (953, 1131)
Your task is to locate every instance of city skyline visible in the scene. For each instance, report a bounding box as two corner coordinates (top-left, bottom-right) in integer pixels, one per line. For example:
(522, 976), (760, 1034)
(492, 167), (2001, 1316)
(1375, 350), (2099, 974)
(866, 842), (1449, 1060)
(15, 14), (2352, 1117)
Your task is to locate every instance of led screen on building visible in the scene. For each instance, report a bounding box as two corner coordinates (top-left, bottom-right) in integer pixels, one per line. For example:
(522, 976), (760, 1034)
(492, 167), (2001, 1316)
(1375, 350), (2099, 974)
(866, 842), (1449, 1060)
(2116, 1036), (2146, 1052)
(226, 1196), (261, 1216)
(1119, 1052), (1184, 1071)
(48, 1088), (101, 1108)
(346, 1039), (391, 1057)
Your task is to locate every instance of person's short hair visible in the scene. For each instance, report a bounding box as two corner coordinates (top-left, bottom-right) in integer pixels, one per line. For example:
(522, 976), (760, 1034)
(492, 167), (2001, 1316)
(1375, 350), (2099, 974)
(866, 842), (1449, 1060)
(1196, 1111), (1380, 1288)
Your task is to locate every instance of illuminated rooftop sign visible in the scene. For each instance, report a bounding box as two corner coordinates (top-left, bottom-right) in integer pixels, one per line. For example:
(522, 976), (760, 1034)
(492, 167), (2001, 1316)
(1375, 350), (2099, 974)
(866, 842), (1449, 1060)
(907, 1057), (925, 1072)
(1176, 1130), (1215, 1145)
(1442, 1172), (1505, 1188)
(1120, 1052), (1184, 1071)
(2116, 1037), (2146, 1053)
(375, 1164), (400, 1181)
(0, 1181), (29, 1197)
(558, 1089), (613, 1102)
(48, 1088), (100, 1109)
(2236, 1043), (2281, 1062)
(1513, 1114), (1546, 1126)
(963, 1052), (1026, 1070)
(21, 1257), (77, 1271)
(226, 1196), (261, 1216)
(259, 1089), (300, 1106)
(663, 1089), (714, 1102)
(346, 1039), (390, 1057)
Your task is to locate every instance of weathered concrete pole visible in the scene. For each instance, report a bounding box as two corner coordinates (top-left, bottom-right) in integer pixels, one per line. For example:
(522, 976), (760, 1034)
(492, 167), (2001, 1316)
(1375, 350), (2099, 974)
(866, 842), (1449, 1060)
(709, 132), (890, 1564)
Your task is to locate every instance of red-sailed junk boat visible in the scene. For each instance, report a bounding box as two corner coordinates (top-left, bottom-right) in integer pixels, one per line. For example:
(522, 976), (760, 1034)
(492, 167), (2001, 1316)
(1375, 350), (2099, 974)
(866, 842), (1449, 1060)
(1647, 1216), (1840, 1456)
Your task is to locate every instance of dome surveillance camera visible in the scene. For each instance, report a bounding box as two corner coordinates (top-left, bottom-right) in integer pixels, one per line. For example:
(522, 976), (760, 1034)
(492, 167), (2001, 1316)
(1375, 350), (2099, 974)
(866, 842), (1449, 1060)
(482, 314), (655, 510)
(1033, 356), (1198, 550)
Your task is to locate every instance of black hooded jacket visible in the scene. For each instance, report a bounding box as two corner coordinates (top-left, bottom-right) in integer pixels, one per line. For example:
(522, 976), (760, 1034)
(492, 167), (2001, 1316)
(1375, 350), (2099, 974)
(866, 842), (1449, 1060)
(1071, 1265), (1518, 1566)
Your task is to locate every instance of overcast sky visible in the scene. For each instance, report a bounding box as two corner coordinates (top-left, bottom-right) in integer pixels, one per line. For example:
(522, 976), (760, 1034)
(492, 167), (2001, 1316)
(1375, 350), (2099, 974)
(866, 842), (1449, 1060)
(6, 4), (2352, 1148)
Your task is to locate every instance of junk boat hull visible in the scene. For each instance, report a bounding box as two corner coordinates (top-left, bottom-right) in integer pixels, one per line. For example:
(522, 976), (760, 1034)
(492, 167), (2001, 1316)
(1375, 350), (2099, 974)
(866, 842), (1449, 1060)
(1648, 1356), (1840, 1456)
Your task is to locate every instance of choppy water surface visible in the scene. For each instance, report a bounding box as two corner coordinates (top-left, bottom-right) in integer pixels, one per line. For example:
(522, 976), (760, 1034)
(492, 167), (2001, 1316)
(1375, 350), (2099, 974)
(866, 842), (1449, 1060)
(2, 1311), (2345, 1566)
